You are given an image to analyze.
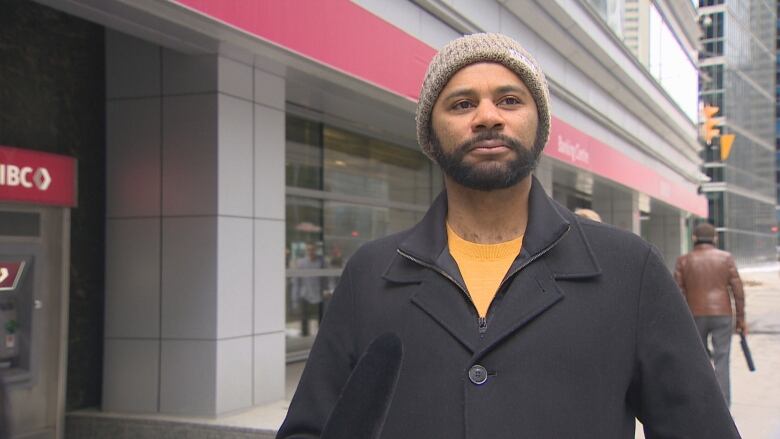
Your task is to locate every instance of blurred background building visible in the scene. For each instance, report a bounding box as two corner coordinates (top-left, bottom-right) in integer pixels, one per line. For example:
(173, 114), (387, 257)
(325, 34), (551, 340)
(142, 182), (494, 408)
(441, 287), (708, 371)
(697, 0), (777, 265)
(1, 0), (771, 437)
(776, 0), (780, 245)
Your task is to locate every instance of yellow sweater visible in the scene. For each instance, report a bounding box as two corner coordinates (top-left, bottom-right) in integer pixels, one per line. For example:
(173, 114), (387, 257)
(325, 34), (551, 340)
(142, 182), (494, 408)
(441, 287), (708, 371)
(447, 223), (523, 317)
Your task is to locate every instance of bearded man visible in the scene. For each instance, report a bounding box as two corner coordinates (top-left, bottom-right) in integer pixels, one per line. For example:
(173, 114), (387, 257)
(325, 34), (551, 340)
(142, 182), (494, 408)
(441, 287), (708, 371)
(277, 33), (739, 438)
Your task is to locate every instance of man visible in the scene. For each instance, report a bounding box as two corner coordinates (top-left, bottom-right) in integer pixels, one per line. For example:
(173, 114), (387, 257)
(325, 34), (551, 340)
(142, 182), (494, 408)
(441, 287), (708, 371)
(291, 243), (326, 337)
(574, 207), (602, 222)
(674, 222), (746, 406)
(278, 33), (739, 438)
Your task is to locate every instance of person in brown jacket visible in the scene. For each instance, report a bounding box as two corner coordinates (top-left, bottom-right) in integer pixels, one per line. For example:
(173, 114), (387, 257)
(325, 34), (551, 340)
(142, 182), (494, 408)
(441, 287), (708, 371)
(674, 222), (746, 406)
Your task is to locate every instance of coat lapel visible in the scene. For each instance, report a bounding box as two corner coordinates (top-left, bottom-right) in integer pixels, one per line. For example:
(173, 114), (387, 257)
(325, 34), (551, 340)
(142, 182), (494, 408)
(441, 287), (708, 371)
(409, 270), (480, 353)
(472, 259), (564, 361)
(383, 246), (478, 353)
(470, 180), (602, 359)
(383, 176), (603, 358)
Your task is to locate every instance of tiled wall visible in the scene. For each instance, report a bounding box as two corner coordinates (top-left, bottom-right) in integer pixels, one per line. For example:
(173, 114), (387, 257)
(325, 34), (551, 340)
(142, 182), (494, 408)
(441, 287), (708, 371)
(641, 204), (685, 270)
(591, 183), (641, 234)
(103, 30), (285, 416)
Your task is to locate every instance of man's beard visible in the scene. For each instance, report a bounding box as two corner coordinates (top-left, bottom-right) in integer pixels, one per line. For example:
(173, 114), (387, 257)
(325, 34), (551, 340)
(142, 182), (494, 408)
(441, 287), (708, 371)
(430, 130), (540, 191)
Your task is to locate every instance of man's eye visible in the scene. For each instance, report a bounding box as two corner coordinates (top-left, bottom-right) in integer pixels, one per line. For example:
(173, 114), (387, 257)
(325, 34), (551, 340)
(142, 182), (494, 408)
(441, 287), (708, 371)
(452, 101), (474, 110)
(501, 96), (521, 105)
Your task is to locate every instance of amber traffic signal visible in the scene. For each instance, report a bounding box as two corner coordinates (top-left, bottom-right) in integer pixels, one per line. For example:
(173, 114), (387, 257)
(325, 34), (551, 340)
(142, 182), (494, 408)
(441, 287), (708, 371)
(720, 133), (735, 161)
(701, 105), (720, 145)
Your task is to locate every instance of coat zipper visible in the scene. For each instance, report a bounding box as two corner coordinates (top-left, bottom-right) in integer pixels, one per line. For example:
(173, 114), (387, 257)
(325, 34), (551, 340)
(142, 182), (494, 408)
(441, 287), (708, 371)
(478, 316), (488, 333)
(484, 224), (572, 320)
(397, 224), (571, 335)
(396, 249), (475, 306)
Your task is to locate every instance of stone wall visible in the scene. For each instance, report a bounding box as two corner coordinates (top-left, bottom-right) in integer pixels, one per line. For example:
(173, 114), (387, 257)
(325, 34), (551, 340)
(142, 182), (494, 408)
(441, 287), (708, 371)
(0, 0), (106, 410)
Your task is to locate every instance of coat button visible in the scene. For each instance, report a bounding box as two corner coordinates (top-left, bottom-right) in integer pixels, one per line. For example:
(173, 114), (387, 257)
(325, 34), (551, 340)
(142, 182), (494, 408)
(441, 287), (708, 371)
(468, 365), (488, 385)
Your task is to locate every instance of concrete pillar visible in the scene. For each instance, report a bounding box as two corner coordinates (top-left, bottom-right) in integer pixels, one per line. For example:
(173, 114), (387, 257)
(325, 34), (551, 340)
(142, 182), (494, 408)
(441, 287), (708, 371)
(534, 158), (553, 195)
(591, 183), (640, 234)
(103, 30), (285, 416)
(666, 211), (687, 268)
(642, 203), (686, 270)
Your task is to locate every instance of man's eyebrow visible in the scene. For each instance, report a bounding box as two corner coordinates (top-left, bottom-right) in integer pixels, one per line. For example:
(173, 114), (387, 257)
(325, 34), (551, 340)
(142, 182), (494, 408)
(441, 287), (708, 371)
(495, 85), (531, 97)
(440, 87), (475, 102)
(440, 84), (531, 102)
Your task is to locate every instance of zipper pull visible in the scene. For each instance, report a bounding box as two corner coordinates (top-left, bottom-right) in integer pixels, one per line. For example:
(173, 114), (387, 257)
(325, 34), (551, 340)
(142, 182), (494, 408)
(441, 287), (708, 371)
(478, 316), (488, 334)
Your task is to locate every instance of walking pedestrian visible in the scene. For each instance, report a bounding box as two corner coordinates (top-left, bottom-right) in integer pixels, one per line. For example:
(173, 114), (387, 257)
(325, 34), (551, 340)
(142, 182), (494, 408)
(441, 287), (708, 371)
(674, 222), (746, 406)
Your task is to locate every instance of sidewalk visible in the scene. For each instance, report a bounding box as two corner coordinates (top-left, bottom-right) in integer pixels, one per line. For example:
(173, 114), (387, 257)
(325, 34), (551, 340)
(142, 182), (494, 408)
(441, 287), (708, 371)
(731, 268), (780, 439)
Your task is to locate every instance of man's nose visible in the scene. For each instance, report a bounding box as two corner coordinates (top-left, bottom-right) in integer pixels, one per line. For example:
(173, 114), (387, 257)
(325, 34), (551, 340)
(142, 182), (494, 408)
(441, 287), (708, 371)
(472, 100), (504, 132)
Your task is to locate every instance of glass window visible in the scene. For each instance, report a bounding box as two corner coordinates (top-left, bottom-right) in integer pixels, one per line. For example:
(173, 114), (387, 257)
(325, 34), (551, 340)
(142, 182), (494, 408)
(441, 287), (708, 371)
(286, 196), (323, 269)
(285, 273), (334, 357)
(284, 115), (433, 358)
(649, 4), (698, 121)
(701, 91), (723, 110)
(700, 65), (724, 93)
(323, 127), (433, 205)
(285, 196), (333, 359)
(707, 192), (724, 228)
(323, 201), (422, 263)
(584, 0), (624, 39)
(706, 166), (723, 182)
(699, 12), (724, 59)
(286, 117), (323, 190)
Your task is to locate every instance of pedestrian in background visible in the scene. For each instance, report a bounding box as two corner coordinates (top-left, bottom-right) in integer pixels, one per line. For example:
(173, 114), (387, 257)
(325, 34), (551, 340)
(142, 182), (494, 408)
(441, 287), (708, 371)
(574, 207), (602, 222)
(290, 242), (326, 337)
(674, 222), (746, 406)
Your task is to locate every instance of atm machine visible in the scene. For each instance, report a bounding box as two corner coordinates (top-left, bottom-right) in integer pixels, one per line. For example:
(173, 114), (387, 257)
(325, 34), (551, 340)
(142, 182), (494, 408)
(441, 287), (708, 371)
(0, 145), (76, 439)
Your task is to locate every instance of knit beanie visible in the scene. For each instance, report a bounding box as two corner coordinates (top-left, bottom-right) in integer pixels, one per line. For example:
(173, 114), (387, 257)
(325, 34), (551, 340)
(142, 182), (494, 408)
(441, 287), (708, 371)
(416, 33), (551, 160)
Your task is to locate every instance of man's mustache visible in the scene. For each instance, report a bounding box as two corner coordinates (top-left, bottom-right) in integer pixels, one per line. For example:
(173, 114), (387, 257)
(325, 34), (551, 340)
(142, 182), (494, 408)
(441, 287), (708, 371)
(456, 132), (525, 153)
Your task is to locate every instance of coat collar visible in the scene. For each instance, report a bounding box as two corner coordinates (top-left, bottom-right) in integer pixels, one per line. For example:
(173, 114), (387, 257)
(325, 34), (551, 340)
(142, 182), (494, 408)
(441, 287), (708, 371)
(382, 176), (602, 355)
(385, 176), (601, 283)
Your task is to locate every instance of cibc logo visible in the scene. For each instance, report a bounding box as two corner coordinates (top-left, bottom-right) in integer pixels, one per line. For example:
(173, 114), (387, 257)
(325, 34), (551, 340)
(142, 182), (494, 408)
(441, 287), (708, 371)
(0, 163), (52, 191)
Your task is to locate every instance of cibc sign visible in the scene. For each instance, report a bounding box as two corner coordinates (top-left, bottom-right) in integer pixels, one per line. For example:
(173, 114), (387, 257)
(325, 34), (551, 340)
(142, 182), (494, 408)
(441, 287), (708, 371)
(0, 146), (77, 207)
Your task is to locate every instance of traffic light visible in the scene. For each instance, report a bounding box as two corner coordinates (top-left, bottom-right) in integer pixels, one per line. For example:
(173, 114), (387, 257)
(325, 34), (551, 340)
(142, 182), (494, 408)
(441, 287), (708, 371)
(701, 105), (720, 145)
(720, 133), (735, 161)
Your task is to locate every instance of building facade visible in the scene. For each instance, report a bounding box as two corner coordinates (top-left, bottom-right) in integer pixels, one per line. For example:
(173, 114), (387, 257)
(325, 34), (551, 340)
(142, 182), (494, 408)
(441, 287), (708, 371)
(776, 0), (780, 238)
(699, 0), (777, 264)
(0, 0), (708, 436)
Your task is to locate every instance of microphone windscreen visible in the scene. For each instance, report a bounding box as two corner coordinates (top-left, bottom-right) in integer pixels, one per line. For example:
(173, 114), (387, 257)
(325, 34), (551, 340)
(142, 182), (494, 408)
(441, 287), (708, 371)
(321, 332), (404, 439)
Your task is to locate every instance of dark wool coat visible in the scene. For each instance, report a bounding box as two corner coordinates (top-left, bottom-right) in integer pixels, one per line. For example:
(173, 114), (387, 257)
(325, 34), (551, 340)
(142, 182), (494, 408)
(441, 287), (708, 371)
(278, 178), (740, 439)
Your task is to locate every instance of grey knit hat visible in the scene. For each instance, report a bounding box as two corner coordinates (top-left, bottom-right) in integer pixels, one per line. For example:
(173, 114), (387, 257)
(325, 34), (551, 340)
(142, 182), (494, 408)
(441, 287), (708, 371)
(416, 33), (551, 160)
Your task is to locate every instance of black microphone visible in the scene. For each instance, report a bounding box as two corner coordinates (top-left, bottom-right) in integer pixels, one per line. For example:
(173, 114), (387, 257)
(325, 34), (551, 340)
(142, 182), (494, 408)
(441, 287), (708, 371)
(321, 332), (404, 439)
